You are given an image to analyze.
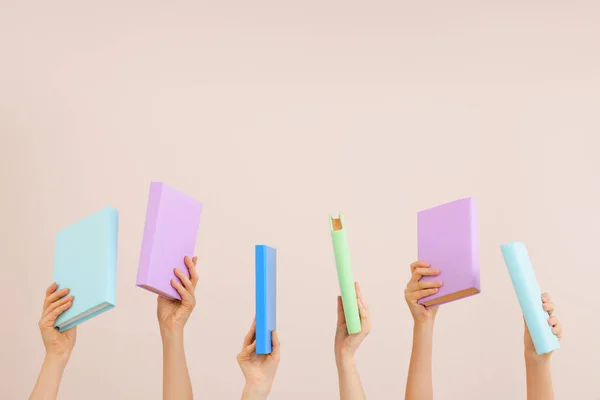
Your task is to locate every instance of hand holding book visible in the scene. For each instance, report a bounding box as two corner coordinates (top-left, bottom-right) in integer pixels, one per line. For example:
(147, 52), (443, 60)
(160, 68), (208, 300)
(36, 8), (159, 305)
(237, 318), (281, 400)
(39, 283), (76, 359)
(525, 293), (562, 359)
(157, 256), (198, 337)
(404, 261), (442, 325)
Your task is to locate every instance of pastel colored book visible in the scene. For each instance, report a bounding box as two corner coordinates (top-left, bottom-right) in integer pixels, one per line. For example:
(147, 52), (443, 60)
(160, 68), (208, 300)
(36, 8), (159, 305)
(255, 245), (276, 355)
(53, 206), (119, 332)
(137, 182), (203, 300)
(501, 242), (560, 355)
(417, 197), (480, 307)
(330, 214), (361, 334)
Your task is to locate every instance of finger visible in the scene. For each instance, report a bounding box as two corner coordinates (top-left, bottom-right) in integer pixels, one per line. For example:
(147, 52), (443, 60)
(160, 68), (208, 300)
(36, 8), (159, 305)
(410, 261), (430, 272)
(174, 268), (195, 295)
(242, 318), (257, 349)
(543, 301), (555, 316)
(43, 299), (73, 324)
(356, 283), (369, 312)
(171, 279), (193, 303)
(552, 323), (563, 338)
(271, 330), (281, 359)
(243, 341), (257, 357)
(43, 287), (70, 312)
(548, 316), (558, 327)
(411, 267), (440, 283)
(45, 282), (58, 297)
(412, 288), (439, 300)
(541, 293), (551, 303)
(184, 256), (199, 288)
(336, 296), (345, 326)
(43, 295), (74, 318)
(418, 281), (443, 290)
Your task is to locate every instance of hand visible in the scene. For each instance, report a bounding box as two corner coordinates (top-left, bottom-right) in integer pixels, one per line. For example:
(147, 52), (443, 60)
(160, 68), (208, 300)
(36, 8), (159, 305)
(237, 319), (281, 398)
(39, 283), (77, 360)
(524, 293), (562, 358)
(404, 261), (442, 325)
(157, 256), (198, 337)
(334, 282), (371, 363)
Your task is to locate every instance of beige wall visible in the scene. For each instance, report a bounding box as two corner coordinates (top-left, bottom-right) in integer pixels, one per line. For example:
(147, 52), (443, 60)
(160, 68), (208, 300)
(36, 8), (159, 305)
(1, 1), (599, 399)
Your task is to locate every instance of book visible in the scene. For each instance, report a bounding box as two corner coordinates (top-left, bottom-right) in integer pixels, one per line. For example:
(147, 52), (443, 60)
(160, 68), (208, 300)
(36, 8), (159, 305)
(53, 206), (118, 332)
(330, 214), (361, 334)
(417, 197), (480, 307)
(255, 245), (276, 355)
(137, 182), (203, 300)
(501, 242), (560, 355)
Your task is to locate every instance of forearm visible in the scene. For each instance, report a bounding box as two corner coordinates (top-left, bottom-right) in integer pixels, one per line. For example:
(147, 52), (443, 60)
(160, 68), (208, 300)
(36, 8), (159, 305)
(405, 322), (434, 400)
(29, 354), (69, 400)
(336, 356), (366, 400)
(162, 331), (193, 400)
(525, 354), (553, 400)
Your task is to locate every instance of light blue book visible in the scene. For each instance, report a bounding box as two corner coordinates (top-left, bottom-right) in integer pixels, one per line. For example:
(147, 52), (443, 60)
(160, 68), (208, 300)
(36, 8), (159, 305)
(53, 207), (118, 332)
(255, 245), (276, 355)
(501, 242), (560, 355)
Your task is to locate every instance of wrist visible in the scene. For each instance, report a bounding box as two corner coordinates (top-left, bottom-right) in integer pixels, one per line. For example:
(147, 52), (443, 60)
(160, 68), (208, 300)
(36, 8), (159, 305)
(335, 353), (356, 370)
(43, 352), (70, 368)
(160, 325), (184, 341)
(525, 350), (551, 366)
(242, 383), (270, 399)
(414, 320), (435, 334)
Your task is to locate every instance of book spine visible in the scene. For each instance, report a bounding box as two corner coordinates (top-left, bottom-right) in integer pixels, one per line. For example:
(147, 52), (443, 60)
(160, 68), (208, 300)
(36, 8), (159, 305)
(107, 207), (119, 306)
(255, 245), (272, 354)
(501, 242), (560, 355)
(136, 182), (162, 288)
(330, 215), (361, 334)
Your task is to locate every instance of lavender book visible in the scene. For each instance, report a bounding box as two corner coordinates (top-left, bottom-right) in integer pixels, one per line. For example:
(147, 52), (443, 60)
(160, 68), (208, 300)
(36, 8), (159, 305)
(417, 197), (480, 307)
(136, 182), (203, 300)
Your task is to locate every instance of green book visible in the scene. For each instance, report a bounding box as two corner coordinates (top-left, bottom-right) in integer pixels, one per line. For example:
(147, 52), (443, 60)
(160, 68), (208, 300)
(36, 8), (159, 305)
(330, 214), (361, 334)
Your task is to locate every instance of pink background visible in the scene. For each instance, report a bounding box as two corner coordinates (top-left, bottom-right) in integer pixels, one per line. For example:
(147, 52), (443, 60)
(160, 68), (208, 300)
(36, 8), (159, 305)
(1, 1), (599, 399)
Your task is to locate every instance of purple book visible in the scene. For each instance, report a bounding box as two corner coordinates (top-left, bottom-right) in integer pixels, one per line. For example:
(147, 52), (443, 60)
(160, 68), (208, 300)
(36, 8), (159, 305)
(417, 197), (480, 307)
(137, 182), (203, 300)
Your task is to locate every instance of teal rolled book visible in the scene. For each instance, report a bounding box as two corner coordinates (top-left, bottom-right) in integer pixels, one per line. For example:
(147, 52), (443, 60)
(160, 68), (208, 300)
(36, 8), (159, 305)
(53, 207), (118, 332)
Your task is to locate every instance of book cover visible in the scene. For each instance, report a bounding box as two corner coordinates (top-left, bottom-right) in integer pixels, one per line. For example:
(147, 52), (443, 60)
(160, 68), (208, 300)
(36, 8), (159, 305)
(417, 197), (480, 307)
(256, 245), (276, 355)
(330, 214), (361, 334)
(501, 242), (560, 355)
(137, 182), (203, 300)
(53, 206), (118, 332)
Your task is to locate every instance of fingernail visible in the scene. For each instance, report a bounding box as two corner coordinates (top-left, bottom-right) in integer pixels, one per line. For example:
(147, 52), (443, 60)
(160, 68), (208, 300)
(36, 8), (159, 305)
(433, 288), (438, 292)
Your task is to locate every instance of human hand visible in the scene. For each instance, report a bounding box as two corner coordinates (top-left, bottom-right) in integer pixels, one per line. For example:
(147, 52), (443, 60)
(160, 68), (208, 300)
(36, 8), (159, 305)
(334, 282), (371, 364)
(237, 319), (281, 399)
(524, 293), (562, 359)
(39, 283), (76, 360)
(404, 261), (442, 325)
(157, 256), (198, 337)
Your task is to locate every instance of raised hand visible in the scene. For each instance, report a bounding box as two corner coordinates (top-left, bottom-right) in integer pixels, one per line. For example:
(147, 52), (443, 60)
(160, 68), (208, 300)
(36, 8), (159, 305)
(39, 283), (76, 359)
(334, 282), (370, 400)
(404, 261), (442, 324)
(524, 292), (563, 357)
(157, 256), (198, 337)
(29, 283), (76, 400)
(237, 319), (281, 399)
(334, 282), (371, 362)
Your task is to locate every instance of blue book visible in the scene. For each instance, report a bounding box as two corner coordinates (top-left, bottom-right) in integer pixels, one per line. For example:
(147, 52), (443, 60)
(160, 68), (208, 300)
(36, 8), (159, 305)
(255, 245), (276, 355)
(501, 242), (560, 355)
(53, 207), (119, 332)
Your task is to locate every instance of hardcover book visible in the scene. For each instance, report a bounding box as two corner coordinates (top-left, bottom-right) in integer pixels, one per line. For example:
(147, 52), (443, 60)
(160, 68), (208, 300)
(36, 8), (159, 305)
(137, 182), (203, 300)
(330, 214), (361, 334)
(417, 197), (480, 307)
(256, 245), (276, 355)
(501, 242), (560, 355)
(53, 206), (118, 332)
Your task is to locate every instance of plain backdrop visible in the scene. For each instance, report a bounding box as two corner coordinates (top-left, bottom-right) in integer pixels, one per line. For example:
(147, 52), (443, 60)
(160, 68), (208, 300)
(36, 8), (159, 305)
(1, 1), (599, 399)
